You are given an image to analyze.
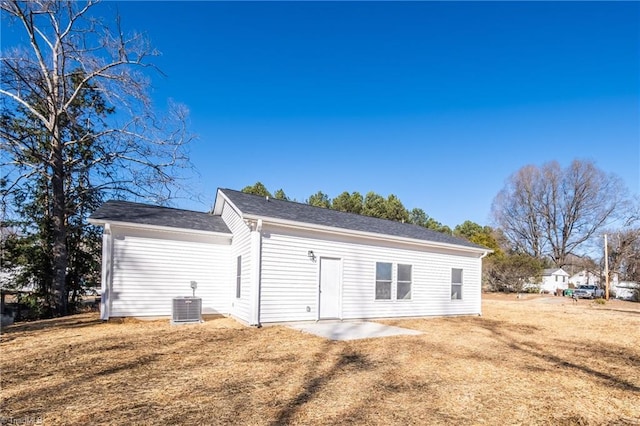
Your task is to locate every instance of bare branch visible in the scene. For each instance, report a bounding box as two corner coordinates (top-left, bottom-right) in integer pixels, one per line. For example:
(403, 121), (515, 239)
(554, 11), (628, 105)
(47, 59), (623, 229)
(1, 0), (196, 315)
(492, 160), (628, 266)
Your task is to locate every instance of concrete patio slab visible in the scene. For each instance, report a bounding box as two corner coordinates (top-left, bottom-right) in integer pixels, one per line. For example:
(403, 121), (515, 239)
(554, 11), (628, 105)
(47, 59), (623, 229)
(287, 321), (422, 341)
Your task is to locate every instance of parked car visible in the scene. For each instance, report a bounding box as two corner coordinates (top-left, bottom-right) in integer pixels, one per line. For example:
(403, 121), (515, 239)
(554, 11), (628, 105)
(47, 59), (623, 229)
(573, 285), (604, 299)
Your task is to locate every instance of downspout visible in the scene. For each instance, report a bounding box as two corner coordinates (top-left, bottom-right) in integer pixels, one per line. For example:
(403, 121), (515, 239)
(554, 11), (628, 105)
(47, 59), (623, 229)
(100, 224), (112, 320)
(478, 250), (490, 316)
(249, 219), (263, 327)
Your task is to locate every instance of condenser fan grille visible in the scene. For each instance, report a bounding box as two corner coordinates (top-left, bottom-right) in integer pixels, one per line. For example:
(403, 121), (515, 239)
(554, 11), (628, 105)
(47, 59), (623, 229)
(172, 297), (202, 324)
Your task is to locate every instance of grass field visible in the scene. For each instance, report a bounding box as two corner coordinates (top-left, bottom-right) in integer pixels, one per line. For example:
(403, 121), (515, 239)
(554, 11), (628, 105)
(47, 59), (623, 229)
(1, 294), (639, 425)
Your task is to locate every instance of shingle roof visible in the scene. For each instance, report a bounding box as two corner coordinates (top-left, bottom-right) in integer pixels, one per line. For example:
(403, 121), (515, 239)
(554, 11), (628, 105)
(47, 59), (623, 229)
(220, 189), (486, 250)
(90, 200), (231, 234)
(543, 268), (568, 276)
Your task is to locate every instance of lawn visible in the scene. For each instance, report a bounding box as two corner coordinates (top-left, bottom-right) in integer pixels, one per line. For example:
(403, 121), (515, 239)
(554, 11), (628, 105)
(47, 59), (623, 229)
(1, 295), (639, 425)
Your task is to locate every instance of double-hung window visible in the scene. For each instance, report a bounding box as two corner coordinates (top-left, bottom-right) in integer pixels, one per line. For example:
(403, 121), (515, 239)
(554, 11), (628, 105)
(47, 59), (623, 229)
(451, 268), (463, 300)
(235, 255), (242, 298)
(397, 264), (412, 300)
(375, 262), (392, 300)
(375, 262), (412, 301)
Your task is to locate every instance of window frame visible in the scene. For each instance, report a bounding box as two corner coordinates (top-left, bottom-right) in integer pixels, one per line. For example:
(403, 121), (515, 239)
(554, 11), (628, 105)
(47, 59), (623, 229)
(375, 262), (393, 301)
(451, 268), (463, 300)
(375, 262), (413, 301)
(396, 264), (412, 300)
(235, 255), (242, 299)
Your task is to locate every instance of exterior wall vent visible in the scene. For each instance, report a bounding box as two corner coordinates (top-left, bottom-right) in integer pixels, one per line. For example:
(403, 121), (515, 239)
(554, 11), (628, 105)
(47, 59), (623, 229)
(171, 297), (202, 324)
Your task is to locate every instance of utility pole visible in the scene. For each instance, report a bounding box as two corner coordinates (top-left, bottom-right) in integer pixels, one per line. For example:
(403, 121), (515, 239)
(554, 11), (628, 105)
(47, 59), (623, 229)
(604, 234), (610, 300)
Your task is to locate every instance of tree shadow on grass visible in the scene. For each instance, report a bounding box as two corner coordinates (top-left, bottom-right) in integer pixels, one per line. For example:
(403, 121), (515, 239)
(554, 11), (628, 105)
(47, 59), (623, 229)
(2, 352), (161, 422)
(1, 314), (102, 338)
(479, 318), (640, 393)
(268, 344), (376, 426)
(593, 307), (640, 316)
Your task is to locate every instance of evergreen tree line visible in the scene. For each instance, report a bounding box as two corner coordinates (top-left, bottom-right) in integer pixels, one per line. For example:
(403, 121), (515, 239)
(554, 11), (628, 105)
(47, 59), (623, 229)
(241, 181), (503, 254)
(241, 182), (455, 234)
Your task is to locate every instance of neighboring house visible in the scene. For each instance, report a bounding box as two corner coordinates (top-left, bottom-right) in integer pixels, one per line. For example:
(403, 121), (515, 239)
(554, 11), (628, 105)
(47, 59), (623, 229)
(612, 281), (639, 301)
(569, 270), (623, 295)
(0, 272), (34, 326)
(568, 270), (601, 287)
(568, 270), (620, 288)
(0, 269), (14, 289)
(89, 188), (491, 325)
(539, 268), (570, 294)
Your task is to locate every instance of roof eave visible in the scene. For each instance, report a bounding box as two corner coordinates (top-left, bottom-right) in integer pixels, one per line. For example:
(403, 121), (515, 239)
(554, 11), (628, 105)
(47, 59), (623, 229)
(242, 213), (490, 255)
(88, 218), (232, 238)
(213, 189), (244, 217)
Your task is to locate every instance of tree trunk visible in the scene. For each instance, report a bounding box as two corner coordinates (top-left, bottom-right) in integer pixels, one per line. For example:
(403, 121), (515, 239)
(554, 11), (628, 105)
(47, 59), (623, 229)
(51, 140), (68, 316)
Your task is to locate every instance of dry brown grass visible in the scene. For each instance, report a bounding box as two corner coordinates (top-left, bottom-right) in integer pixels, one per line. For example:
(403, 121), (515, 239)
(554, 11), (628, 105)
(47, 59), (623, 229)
(1, 295), (639, 425)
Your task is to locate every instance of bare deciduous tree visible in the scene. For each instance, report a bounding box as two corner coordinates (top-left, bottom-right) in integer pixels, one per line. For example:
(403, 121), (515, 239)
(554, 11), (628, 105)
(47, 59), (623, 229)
(605, 229), (640, 283)
(604, 198), (640, 283)
(492, 165), (546, 258)
(492, 160), (627, 267)
(1, 0), (194, 316)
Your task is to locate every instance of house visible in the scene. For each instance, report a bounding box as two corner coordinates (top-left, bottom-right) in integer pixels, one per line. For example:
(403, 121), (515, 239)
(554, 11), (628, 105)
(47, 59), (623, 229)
(89, 189), (491, 325)
(612, 281), (639, 301)
(568, 270), (601, 287)
(539, 268), (570, 294)
(569, 270), (625, 295)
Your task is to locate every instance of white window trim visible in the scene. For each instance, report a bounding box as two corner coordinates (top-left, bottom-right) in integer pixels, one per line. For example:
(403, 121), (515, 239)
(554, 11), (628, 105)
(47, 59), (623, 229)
(374, 262), (413, 302)
(375, 262), (393, 301)
(396, 264), (412, 301)
(451, 268), (463, 301)
(235, 255), (242, 299)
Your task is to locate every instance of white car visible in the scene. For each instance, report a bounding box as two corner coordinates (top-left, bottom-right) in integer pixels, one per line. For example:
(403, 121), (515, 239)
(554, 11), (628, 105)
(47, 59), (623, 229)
(573, 285), (604, 299)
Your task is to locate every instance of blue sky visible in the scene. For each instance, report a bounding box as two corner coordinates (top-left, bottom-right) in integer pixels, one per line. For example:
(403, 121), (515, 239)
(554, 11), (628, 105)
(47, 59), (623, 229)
(4, 1), (639, 228)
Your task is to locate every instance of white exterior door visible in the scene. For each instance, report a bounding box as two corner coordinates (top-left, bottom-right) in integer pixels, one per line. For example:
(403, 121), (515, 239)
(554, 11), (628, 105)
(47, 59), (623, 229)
(319, 257), (341, 319)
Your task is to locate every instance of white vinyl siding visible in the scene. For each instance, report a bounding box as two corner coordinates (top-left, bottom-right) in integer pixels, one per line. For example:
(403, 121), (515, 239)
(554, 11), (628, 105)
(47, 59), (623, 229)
(221, 202), (252, 323)
(539, 269), (570, 293)
(109, 226), (231, 317)
(259, 225), (482, 323)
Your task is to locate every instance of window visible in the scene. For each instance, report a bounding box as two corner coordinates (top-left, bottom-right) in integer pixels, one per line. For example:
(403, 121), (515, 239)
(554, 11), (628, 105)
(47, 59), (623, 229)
(375, 262), (392, 300)
(451, 268), (463, 300)
(397, 264), (412, 300)
(235, 255), (242, 298)
(375, 262), (412, 301)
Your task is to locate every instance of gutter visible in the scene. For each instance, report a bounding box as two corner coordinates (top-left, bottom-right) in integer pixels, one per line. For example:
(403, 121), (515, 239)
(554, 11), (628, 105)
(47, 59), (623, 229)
(241, 214), (491, 256)
(88, 218), (232, 239)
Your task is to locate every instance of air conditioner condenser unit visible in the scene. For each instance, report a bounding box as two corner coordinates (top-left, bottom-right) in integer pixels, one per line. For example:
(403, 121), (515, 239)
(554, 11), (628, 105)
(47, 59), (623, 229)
(171, 296), (202, 324)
